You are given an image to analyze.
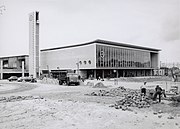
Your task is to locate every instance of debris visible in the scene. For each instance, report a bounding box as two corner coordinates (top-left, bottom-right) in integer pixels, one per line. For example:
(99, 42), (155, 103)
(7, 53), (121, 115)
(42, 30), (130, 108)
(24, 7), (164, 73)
(167, 116), (174, 119)
(171, 95), (180, 102)
(158, 115), (162, 118)
(115, 92), (152, 109)
(153, 112), (158, 115)
(93, 82), (107, 88)
(158, 110), (163, 114)
(86, 82), (94, 86)
(0, 96), (43, 103)
(87, 86), (158, 110)
(122, 106), (127, 111)
(87, 86), (128, 97)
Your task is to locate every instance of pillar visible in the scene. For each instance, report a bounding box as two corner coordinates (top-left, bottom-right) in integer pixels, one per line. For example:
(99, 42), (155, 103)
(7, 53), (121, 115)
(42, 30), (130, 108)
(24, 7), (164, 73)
(123, 70), (125, 77)
(102, 70), (104, 79)
(0, 60), (3, 80)
(117, 70), (119, 78)
(94, 69), (96, 79)
(22, 61), (25, 77)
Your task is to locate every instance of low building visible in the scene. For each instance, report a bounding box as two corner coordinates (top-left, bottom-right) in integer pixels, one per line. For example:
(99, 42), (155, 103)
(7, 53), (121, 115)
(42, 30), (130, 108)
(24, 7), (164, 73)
(0, 55), (29, 79)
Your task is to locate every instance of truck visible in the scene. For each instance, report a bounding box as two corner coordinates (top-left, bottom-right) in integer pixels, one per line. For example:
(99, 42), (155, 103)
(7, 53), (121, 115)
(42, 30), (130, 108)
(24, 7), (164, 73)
(51, 70), (80, 86)
(66, 73), (80, 86)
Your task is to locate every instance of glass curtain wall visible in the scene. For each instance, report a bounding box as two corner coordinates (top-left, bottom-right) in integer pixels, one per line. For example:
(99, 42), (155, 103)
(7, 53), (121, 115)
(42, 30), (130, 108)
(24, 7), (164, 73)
(96, 45), (151, 68)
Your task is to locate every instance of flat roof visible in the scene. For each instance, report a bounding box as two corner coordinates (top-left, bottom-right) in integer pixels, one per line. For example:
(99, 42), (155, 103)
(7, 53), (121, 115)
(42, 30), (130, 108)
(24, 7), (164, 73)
(41, 39), (161, 52)
(0, 55), (29, 59)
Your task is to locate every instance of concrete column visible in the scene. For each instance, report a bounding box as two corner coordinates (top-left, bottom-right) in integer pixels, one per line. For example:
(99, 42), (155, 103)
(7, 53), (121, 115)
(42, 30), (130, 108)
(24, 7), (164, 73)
(150, 69), (153, 76)
(117, 70), (119, 78)
(123, 70), (125, 77)
(0, 60), (3, 80)
(94, 69), (96, 79)
(22, 61), (25, 77)
(102, 70), (104, 79)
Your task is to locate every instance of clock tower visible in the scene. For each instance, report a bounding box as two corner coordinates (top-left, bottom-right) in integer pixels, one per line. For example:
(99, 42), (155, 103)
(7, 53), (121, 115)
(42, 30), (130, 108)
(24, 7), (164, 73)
(29, 11), (40, 78)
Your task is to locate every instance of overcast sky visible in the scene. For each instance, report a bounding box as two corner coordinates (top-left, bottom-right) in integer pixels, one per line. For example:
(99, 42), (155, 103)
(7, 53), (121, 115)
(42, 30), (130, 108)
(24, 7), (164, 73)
(0, 0), (180, 62)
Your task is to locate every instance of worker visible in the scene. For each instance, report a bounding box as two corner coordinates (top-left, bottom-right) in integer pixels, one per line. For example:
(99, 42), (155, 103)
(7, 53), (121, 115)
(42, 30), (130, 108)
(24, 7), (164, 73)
(153, 85), (163, 103)
(140, 82), (147, 96)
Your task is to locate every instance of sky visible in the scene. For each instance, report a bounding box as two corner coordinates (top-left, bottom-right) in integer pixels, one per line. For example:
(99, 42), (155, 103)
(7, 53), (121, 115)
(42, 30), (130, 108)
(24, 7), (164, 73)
(0, 0), (180, 63)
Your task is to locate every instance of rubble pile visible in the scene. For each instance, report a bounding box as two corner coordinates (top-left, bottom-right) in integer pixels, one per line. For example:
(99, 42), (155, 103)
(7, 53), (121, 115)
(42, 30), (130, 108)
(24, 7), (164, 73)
(92, 82), (107, 88)
(88, 86), (141, 97)
(171, 95), (180, 102)
(0, 96), (44, 103)
(88, 86), (127, 97)
(114, 94), (152, 110)
(87, 86), (156, 110)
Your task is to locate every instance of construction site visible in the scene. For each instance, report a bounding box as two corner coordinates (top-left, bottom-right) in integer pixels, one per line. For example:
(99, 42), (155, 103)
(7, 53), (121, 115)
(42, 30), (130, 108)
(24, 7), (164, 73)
(0, 75), (180, 129)
(0, 1), (179, 128)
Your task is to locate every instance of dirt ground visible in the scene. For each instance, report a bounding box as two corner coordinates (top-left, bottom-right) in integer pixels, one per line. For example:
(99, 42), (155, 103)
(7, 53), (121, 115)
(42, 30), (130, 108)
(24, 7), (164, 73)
(0, 79), (180, 129)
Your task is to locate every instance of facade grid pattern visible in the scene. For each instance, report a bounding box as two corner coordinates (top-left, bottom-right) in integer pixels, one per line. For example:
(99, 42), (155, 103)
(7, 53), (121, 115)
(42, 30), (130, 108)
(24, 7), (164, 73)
(96, 45), (151, 68)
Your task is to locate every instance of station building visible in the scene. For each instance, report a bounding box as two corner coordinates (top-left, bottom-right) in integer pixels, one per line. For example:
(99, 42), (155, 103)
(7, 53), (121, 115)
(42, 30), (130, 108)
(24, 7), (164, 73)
(40, 39), (160, 79)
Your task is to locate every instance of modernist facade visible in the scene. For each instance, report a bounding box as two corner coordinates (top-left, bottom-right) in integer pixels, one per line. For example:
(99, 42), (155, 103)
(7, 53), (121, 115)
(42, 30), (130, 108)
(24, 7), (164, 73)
(0, 55), (29, 79)
(29, 11), (40, 78)
(0, 40), (160, 79)
(40, 39), (160, 79)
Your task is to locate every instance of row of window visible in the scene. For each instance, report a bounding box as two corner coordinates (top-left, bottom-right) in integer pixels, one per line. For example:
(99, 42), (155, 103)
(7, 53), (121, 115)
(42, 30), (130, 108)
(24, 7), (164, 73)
(96, 45), (151, 68)
(79, 60), (91, 65)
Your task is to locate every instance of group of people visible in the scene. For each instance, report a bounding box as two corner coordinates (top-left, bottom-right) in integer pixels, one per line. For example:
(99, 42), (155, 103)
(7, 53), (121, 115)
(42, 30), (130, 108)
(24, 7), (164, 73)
(140, 81), (166, 102)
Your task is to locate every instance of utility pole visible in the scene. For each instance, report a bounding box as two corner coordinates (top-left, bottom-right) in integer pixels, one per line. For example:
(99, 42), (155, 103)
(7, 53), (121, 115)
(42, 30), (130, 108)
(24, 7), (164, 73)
(76, 62), (79, 75)
(0, 60), (3, 80)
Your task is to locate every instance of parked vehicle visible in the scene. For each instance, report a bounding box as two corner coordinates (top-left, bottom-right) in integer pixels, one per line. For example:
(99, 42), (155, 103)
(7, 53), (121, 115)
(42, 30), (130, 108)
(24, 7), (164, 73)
(66, 73), (80, 86)
(8, 76), (18, 81)
(17, 77), (37, 83)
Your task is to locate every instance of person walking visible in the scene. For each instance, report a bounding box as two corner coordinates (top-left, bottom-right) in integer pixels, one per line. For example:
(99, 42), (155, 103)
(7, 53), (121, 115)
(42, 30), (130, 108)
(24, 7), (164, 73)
(153, 85), (163, 103)
(140, 82), (147, 96)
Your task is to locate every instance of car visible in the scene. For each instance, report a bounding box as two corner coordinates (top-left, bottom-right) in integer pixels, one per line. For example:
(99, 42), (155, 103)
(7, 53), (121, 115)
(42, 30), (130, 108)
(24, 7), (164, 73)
(17, 77), (37, 83)
(8, 76), (18, 81)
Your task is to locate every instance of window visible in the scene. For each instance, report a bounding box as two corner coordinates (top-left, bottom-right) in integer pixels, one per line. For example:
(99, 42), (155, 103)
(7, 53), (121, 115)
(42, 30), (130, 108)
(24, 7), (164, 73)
(88, 60), (91, 64)
(84, 61), (86, 64)
(3, 60), (8, 68)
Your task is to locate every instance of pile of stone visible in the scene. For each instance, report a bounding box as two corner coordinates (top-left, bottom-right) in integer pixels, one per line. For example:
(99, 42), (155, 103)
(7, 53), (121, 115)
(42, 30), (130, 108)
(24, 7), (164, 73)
(0, 95), (43, 103)
(114, 94), (152, 110)
(88, 86), (127, 97)
(92, 82), (107, 88)
(87, 86), (155, 110)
